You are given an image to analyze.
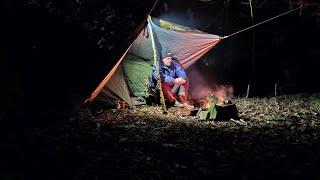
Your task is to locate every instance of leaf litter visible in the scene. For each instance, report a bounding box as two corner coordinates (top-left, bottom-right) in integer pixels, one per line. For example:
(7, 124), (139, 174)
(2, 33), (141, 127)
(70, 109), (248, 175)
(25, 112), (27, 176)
(26, 94), (320, 179)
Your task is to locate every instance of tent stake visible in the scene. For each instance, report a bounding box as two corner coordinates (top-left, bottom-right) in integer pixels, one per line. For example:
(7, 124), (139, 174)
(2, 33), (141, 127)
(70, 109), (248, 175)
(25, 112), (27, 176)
(246, 83), (250, 98)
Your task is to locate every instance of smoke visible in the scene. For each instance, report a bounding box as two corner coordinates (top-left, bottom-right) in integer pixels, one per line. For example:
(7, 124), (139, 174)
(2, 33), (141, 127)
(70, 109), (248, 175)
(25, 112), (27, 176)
(214, 84), (234, 102)
(188, 64), (234, 101)
(188, 65), (216, 99)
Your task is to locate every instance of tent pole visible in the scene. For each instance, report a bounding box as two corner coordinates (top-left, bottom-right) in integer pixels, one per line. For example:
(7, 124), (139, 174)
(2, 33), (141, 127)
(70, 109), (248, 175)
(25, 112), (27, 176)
(147, 16), (168, 113)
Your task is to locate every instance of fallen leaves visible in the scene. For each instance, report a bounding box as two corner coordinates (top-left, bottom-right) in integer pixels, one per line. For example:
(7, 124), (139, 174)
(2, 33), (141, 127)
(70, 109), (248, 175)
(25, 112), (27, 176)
(23, 94), (320, 179)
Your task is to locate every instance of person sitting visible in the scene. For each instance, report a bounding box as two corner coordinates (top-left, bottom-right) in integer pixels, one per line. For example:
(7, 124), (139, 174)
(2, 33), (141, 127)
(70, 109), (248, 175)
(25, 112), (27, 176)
(152, 53), (194, 109)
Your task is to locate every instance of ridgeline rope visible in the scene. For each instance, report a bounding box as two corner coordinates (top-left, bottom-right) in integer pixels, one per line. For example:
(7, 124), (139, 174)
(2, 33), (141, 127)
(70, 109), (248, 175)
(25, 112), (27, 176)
(222, 5), (304, 39)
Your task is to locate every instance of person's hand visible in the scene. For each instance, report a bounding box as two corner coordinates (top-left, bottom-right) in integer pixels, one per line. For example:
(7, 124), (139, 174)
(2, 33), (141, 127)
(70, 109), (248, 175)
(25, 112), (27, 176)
(174, 77), (186, 85)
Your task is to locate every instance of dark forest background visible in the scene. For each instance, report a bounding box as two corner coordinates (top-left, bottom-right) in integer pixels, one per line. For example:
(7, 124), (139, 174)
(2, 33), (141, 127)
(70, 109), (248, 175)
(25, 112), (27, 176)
(1, 1), (320, 179)
(1, 0), (319, 126)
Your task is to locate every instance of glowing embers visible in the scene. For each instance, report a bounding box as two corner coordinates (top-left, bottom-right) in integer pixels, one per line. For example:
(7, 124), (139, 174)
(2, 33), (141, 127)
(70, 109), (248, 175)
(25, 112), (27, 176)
(195, 84), (238, 121)
(196, 97), (239, 121)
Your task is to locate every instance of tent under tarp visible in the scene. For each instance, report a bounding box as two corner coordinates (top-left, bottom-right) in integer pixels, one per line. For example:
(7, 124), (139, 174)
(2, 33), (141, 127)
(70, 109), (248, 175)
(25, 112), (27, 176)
(122, 54), (152, 98)
(86, 16), (221, 107)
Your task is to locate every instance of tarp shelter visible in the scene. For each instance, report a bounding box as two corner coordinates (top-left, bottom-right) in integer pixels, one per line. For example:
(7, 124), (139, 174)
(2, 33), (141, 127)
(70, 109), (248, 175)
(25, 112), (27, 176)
(86, 16), (221, 106)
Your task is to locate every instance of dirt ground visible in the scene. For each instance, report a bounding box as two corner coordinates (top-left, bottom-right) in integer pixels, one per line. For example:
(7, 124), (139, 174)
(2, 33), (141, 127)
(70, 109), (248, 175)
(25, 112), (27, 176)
(4, 94), (320, 179)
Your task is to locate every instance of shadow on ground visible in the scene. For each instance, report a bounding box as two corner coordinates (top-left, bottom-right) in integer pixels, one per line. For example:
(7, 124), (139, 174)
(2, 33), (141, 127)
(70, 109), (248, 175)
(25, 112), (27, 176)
(2, 94), (320, 179)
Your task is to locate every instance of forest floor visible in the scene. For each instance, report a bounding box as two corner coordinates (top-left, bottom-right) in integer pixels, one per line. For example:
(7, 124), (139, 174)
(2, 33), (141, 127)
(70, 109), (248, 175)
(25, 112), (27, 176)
(4, 93), (320, 179)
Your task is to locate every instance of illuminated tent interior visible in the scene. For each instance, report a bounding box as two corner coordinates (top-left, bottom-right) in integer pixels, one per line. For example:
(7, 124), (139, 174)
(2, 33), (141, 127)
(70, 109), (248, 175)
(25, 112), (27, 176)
(86, 16), (221, 107)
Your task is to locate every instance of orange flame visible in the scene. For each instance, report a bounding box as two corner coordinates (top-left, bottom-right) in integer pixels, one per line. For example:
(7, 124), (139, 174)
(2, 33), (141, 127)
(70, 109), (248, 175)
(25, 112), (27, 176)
(199, 96), (212, 109)
(214, 84), (234, 104)
(197, 84), (234, 108)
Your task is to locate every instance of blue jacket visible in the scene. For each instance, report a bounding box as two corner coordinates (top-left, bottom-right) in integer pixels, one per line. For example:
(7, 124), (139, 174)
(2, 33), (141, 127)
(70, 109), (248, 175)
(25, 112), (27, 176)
(151, 60), (187, 86)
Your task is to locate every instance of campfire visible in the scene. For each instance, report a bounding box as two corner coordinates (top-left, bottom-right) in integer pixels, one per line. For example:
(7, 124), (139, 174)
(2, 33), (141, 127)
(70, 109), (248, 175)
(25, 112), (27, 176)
(196, 85), (239, 121)
(197, 84), (233, 108)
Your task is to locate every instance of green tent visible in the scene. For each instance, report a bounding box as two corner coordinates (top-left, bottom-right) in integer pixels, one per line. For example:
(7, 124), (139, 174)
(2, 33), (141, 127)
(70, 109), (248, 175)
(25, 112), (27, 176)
(86, 16), (221, 107)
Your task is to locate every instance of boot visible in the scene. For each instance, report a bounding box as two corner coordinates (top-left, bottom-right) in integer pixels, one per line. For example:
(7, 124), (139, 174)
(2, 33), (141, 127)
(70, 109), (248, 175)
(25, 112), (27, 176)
(179, 95), (194, 109)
